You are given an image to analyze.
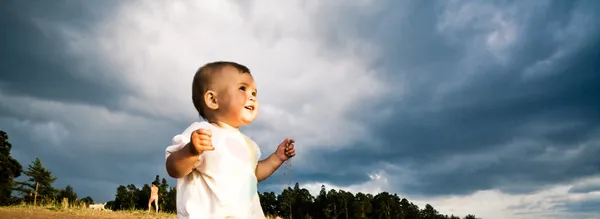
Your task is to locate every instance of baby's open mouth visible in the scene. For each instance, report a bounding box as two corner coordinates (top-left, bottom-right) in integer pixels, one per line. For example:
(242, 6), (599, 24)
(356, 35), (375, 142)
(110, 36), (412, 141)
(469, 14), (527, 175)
(244, 106), (254, 111)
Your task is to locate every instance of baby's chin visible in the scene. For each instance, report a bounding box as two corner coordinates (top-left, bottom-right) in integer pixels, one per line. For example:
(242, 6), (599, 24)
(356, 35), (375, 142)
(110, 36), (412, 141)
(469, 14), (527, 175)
(240, 114), (257, 125)
(241, 117), (256, 124)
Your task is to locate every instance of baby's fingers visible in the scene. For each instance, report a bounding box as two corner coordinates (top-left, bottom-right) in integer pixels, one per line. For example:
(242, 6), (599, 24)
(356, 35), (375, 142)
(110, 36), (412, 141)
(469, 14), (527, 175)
(285, 146), (295, 155)
(197, 139), (211, 146)
(195, 128), (212, 137)
(198, 133), (211, 141)
(194, 140), (214, 151)
(198, 145), (215, 151)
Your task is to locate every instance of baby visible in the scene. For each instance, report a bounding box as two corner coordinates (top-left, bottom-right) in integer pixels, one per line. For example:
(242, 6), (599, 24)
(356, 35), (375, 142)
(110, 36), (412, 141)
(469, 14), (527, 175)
(165, 61), (296, 219)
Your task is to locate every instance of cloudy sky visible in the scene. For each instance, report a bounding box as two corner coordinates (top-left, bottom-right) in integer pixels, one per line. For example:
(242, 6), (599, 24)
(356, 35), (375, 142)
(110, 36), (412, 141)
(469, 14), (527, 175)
(1, 0), (599, 218)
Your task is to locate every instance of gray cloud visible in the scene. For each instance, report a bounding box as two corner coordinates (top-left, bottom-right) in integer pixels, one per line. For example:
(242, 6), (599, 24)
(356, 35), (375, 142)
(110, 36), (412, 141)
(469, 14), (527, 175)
(556, 197), (600, 214)
(284, 0), (600, 198)
(0, 0), (130, 109)
(0, 114), (181, 202)
(568, 180), (600, 194)
(0, 0), (185, 202)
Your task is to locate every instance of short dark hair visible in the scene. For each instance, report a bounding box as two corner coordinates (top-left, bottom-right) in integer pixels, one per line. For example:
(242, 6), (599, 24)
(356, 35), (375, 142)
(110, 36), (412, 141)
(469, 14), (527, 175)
(192, 61), (251, 120)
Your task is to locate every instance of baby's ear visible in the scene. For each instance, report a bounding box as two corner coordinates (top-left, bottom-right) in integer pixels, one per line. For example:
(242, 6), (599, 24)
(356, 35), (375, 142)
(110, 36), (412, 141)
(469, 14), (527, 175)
(205, 90), (218, 110)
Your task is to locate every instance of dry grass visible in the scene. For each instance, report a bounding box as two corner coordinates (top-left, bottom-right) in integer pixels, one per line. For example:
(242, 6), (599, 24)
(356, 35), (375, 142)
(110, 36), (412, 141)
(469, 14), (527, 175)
(0, 204), (282, 219)
(0, 204), (176, 219)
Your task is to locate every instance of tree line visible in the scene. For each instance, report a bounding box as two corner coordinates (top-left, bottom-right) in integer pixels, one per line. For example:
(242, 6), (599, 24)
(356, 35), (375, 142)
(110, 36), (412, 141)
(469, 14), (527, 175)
(1, 131), (86, 206)
(1, 130), (482, 218)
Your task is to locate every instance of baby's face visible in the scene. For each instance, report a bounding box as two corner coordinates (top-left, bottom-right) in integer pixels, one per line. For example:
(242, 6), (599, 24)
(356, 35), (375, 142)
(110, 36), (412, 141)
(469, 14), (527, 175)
(215, 66), (259, 127)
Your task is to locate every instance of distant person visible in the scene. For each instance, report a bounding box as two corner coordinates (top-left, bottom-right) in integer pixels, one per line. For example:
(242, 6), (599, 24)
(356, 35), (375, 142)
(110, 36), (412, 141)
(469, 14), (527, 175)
(148, 183), (159, 213)
(165, 61), (296, 219)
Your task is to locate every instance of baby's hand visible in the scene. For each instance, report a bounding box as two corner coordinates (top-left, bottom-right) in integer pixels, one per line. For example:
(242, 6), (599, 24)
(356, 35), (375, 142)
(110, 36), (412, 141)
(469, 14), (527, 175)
(189, 128), (214, 155)
(275, 138), (296, 162)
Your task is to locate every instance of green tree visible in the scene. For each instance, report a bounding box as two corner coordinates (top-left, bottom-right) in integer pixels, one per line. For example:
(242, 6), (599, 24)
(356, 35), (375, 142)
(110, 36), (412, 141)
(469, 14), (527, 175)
(325, 189), (340, 219)
(259, 191), (279, 216)
(159, 177), (169, 211)
(390, 194), (403, 219)
(106, 175), (177, 213)
(278, 187), (296, 219)
(163, 186), (177, 213)
(399, 198), (421, 219)
(0, 130), (23, 205)
(463, 214), (480, 219)
(14, 158), (58, 204)
(105, 180), (485, 219)
(292, 183), (314, 219)
(421, 204), (440, 219)
(126, 184), (140, 210)
(372, 192), (393, 219)
(114, 185), (137, 210)
(353, 192), (373, 219)
(337, 190), (354, 219)
(79, 196), (94, 206)
(59, 185), (78, 205)
(311, 185), (328, 219)
(105, 200), (116, 210)
(136, 184), (151, 210)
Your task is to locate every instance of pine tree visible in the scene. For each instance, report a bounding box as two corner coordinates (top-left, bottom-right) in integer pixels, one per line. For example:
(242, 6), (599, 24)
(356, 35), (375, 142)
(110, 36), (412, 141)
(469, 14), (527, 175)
(14, 158), (58, 204)
(59, 185), (78, 205)
(0, 130), (23, 205)
(137, 184), (151, 210)
(79, 196), (94, 206)
(159, 177), (169, 211)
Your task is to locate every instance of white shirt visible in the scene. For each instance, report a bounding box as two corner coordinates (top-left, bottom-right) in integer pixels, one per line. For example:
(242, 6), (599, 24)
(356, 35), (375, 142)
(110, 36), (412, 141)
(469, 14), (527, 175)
(165, 121), (266, 219)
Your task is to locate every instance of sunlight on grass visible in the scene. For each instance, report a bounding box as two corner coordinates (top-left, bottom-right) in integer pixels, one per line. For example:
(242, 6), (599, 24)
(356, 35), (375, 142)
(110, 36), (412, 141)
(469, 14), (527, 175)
(1, 203), (283, 219)
(2, 204), (176, 219)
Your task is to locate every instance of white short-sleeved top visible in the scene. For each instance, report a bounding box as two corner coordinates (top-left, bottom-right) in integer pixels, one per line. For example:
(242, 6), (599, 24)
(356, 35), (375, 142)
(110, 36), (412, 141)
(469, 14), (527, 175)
(165, 121), (266, 219)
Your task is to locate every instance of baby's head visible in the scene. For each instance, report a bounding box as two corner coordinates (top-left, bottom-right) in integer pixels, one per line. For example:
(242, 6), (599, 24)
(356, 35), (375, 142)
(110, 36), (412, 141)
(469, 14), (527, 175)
(192, 61), (259, 128)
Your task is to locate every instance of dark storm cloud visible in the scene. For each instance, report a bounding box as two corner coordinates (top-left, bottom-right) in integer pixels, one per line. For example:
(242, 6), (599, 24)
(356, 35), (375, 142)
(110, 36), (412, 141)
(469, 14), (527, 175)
(568, 181), (600, 194)
(1, 116), (182, 202)
(556, 197), (600, 213)
(0, 95), (196, 202)
(0, 0), (130, 108)
(285, 0), (600, 199)
(259, 155), (375, 189)
(0, 0), (185, 202)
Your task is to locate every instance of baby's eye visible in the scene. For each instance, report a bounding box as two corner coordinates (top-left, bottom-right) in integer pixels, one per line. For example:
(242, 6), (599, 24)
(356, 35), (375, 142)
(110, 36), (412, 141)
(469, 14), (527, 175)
(239, 86), (246, 91)
(252, 91), (257, 97)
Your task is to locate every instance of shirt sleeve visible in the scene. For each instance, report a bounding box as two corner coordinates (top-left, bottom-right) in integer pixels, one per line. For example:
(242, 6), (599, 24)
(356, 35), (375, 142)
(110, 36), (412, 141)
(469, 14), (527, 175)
(165, 121), (211, 160)
(245, 136), (262, 163)
(165, 134), (188, 160)
(254, 140), (262, 162)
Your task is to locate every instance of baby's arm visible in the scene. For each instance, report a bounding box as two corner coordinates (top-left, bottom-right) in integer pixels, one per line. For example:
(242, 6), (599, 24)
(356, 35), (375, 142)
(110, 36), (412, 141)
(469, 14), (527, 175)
(166, 128), (214, 178)
(255, 138), (296, 182)
(255, 154), (285, 182)
(166, 142), (202, 178)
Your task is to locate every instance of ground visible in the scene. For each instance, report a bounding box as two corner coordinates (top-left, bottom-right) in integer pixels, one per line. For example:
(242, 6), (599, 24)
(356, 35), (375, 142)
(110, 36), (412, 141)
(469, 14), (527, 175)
(0, 206), (282, 219)
(0, 206), (176, 219)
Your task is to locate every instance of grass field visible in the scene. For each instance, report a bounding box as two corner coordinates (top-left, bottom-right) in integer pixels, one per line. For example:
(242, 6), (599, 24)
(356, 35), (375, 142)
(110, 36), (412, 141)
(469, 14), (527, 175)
(0, 205), (283, 219)
(0, 205), (177, 219)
